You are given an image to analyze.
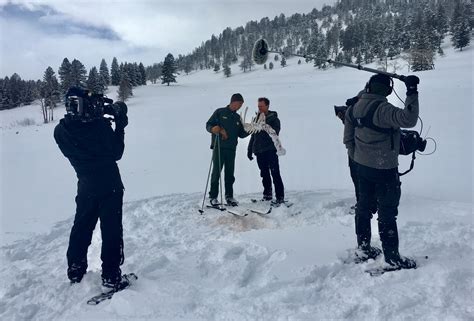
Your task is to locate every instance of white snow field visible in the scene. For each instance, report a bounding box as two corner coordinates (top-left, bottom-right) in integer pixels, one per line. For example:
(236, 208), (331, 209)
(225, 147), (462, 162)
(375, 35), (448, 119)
(0, 45), (472, 320)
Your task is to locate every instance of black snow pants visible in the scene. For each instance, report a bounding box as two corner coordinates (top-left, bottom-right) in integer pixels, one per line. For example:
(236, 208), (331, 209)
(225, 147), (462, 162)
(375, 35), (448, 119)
(355, 163), (401, 256)
(256, 150), (285, 200)
(67, 186), (124, 281)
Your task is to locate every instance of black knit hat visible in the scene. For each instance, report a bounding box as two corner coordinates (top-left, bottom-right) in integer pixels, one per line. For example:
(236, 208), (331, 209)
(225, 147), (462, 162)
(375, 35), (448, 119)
(230, 93), (244, 103)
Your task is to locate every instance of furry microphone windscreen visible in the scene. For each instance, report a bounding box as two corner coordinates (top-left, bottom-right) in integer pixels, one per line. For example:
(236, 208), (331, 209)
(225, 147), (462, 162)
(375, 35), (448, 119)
(252, 38), (269, 65)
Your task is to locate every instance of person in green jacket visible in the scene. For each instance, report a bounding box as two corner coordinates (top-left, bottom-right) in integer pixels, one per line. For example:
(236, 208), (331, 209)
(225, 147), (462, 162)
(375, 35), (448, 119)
(206, 93), (249, 206)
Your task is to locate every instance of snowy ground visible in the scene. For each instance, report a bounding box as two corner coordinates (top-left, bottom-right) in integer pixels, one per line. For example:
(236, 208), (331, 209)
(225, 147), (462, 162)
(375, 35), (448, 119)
(0, 45), (473, 320)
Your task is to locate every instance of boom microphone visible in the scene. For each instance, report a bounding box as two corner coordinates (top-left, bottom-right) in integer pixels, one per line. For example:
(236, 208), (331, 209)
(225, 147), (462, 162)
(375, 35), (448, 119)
(252, 38), (269, 65)
(251, 38), (407, 80)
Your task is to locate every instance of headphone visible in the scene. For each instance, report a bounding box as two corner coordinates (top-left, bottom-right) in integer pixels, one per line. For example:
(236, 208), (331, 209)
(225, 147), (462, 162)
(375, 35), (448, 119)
(365, 74), (394, 95)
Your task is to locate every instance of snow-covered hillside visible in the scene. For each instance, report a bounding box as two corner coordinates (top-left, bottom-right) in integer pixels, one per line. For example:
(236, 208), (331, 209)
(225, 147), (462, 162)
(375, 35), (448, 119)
(0, 45), (472, 320)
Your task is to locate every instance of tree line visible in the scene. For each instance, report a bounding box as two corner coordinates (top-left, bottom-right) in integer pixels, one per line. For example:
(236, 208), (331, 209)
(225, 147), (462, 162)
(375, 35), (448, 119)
(172, 0), (471, 74)
(1, 0), (471, 115)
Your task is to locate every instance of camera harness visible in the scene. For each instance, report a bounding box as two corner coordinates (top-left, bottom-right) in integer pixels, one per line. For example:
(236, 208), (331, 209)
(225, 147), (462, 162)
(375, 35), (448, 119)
(348, 83), (437, 176)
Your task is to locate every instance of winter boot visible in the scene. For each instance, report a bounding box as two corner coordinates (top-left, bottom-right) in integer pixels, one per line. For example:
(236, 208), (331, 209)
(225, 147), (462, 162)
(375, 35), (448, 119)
(262, 194), (273, 201)
(384, 251), (417, 270)
(209, 198), (220, 207)
(226, 197), (238, 207)
(101, 273), (131, 293)
(354, 245), (382, 263)
(271, 198), (285, 206)
(68, 262), (87, 284)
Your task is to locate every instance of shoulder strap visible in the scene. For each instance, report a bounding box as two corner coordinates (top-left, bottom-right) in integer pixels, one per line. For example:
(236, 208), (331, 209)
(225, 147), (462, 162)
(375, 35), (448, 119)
(354, 100), (396, 150)
(360, 100), (392, 134)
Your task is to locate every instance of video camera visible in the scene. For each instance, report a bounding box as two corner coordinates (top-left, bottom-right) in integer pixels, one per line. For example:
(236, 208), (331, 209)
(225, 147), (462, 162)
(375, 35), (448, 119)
(65, 87), (126, 121)
(334, 105), (348, 117)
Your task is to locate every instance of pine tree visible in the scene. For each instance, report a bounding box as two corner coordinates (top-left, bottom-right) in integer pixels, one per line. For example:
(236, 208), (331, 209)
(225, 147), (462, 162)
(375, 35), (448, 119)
(335, 52), (344, 68)
(264, 63), (267, 69)
(70, 59), (87, 87)
(298, 59), (302, 65)
(41, 67), (60, 122)
(146, 63), (162, 84)
(117, 72), (133, 101)
(87, 67), (103, 94)
(138, 63), (147, 85)
(98, 59), (110, 92)
(451, 1), (471, 51)
(269, 62), (274, 70)
(132, 62), (141, 86)
(280, 56), (287, 67)
(111, 57), (120, 86)
(58, 58), (72, 94)
(274, 54), (279, 61)
(184, 59), (192, 75)
(223, 65), (231, 77)
(239, 55), (254, 72)
(161, 53), (178, 86)
(410, 12), (435, 71)
(99, 59), (110, 85)
(214, 63), (220, 73)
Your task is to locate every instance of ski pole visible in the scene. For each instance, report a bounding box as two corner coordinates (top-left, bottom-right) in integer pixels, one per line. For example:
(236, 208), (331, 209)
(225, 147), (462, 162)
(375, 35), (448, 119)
(217, 133), (224, 206)
(198, 135), (217, 214)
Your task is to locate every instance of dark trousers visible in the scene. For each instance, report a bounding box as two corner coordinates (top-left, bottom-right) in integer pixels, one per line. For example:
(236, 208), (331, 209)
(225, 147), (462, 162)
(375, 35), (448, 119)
(256, 150), (284, 200)
(355, 163), (401, 256)
(67, 187), (124, 280)
(349, 157), (360, 202)
(209, 147), (236, 199)
(350, 157), (377, 213)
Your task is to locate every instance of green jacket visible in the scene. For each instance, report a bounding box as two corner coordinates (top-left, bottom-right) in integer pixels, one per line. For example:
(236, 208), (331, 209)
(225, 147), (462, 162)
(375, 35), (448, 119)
(206, 105), (249, 150)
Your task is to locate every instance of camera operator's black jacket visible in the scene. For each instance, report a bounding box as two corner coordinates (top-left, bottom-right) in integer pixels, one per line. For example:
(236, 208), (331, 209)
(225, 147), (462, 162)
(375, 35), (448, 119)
(54, 116), (125, 192)
(248, 111), (280, 155)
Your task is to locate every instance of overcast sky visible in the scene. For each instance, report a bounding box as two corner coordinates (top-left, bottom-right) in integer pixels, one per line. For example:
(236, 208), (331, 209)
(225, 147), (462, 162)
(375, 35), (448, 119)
(0, 0), (336, 79)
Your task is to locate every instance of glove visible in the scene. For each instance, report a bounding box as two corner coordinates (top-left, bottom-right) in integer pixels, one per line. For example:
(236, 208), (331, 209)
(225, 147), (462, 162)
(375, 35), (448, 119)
(247, 150), (253, 161)
(115, 114), (128, 130)
(402, 75), (419, 95)
(211, 126), (221, 134)
(345, 96), (359, 107)
(220, 128), (228, 140)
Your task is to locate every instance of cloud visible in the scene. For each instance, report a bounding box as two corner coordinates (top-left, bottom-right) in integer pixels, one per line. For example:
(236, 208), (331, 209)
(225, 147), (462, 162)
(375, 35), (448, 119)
(0, 0), (335, 79)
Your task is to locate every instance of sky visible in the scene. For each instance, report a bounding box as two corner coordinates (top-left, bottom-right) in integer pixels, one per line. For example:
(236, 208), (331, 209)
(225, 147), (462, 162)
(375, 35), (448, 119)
(0, 0), (336, 80)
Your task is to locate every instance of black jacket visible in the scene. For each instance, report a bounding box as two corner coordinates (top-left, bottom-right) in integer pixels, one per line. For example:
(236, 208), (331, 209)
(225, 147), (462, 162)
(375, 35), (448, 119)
(206, 106), (249, 150)
(248, 111), (281, 155)
(54, 116), (125, 192)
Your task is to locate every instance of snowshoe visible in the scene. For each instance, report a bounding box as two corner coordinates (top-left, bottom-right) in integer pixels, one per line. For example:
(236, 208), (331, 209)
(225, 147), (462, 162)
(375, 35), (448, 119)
(87, 273), (138, 305)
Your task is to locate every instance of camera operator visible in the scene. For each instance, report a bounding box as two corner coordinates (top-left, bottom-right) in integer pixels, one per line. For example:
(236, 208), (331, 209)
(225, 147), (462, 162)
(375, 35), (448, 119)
(343, 73), (420, 269)
(54, 87), (130, 289)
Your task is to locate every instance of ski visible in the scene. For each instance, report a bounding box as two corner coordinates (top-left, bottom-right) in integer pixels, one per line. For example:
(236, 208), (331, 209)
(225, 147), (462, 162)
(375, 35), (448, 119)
(251, 199), (294, 208)
(250, 207), (272, 215)
(226, 208), (249, 217)
(206, 204), (226, 211)
(87, 273), (138, 305)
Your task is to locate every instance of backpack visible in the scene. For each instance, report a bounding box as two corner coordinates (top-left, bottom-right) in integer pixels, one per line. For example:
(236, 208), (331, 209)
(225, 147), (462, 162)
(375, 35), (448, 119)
(348, 100), (424, 176)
